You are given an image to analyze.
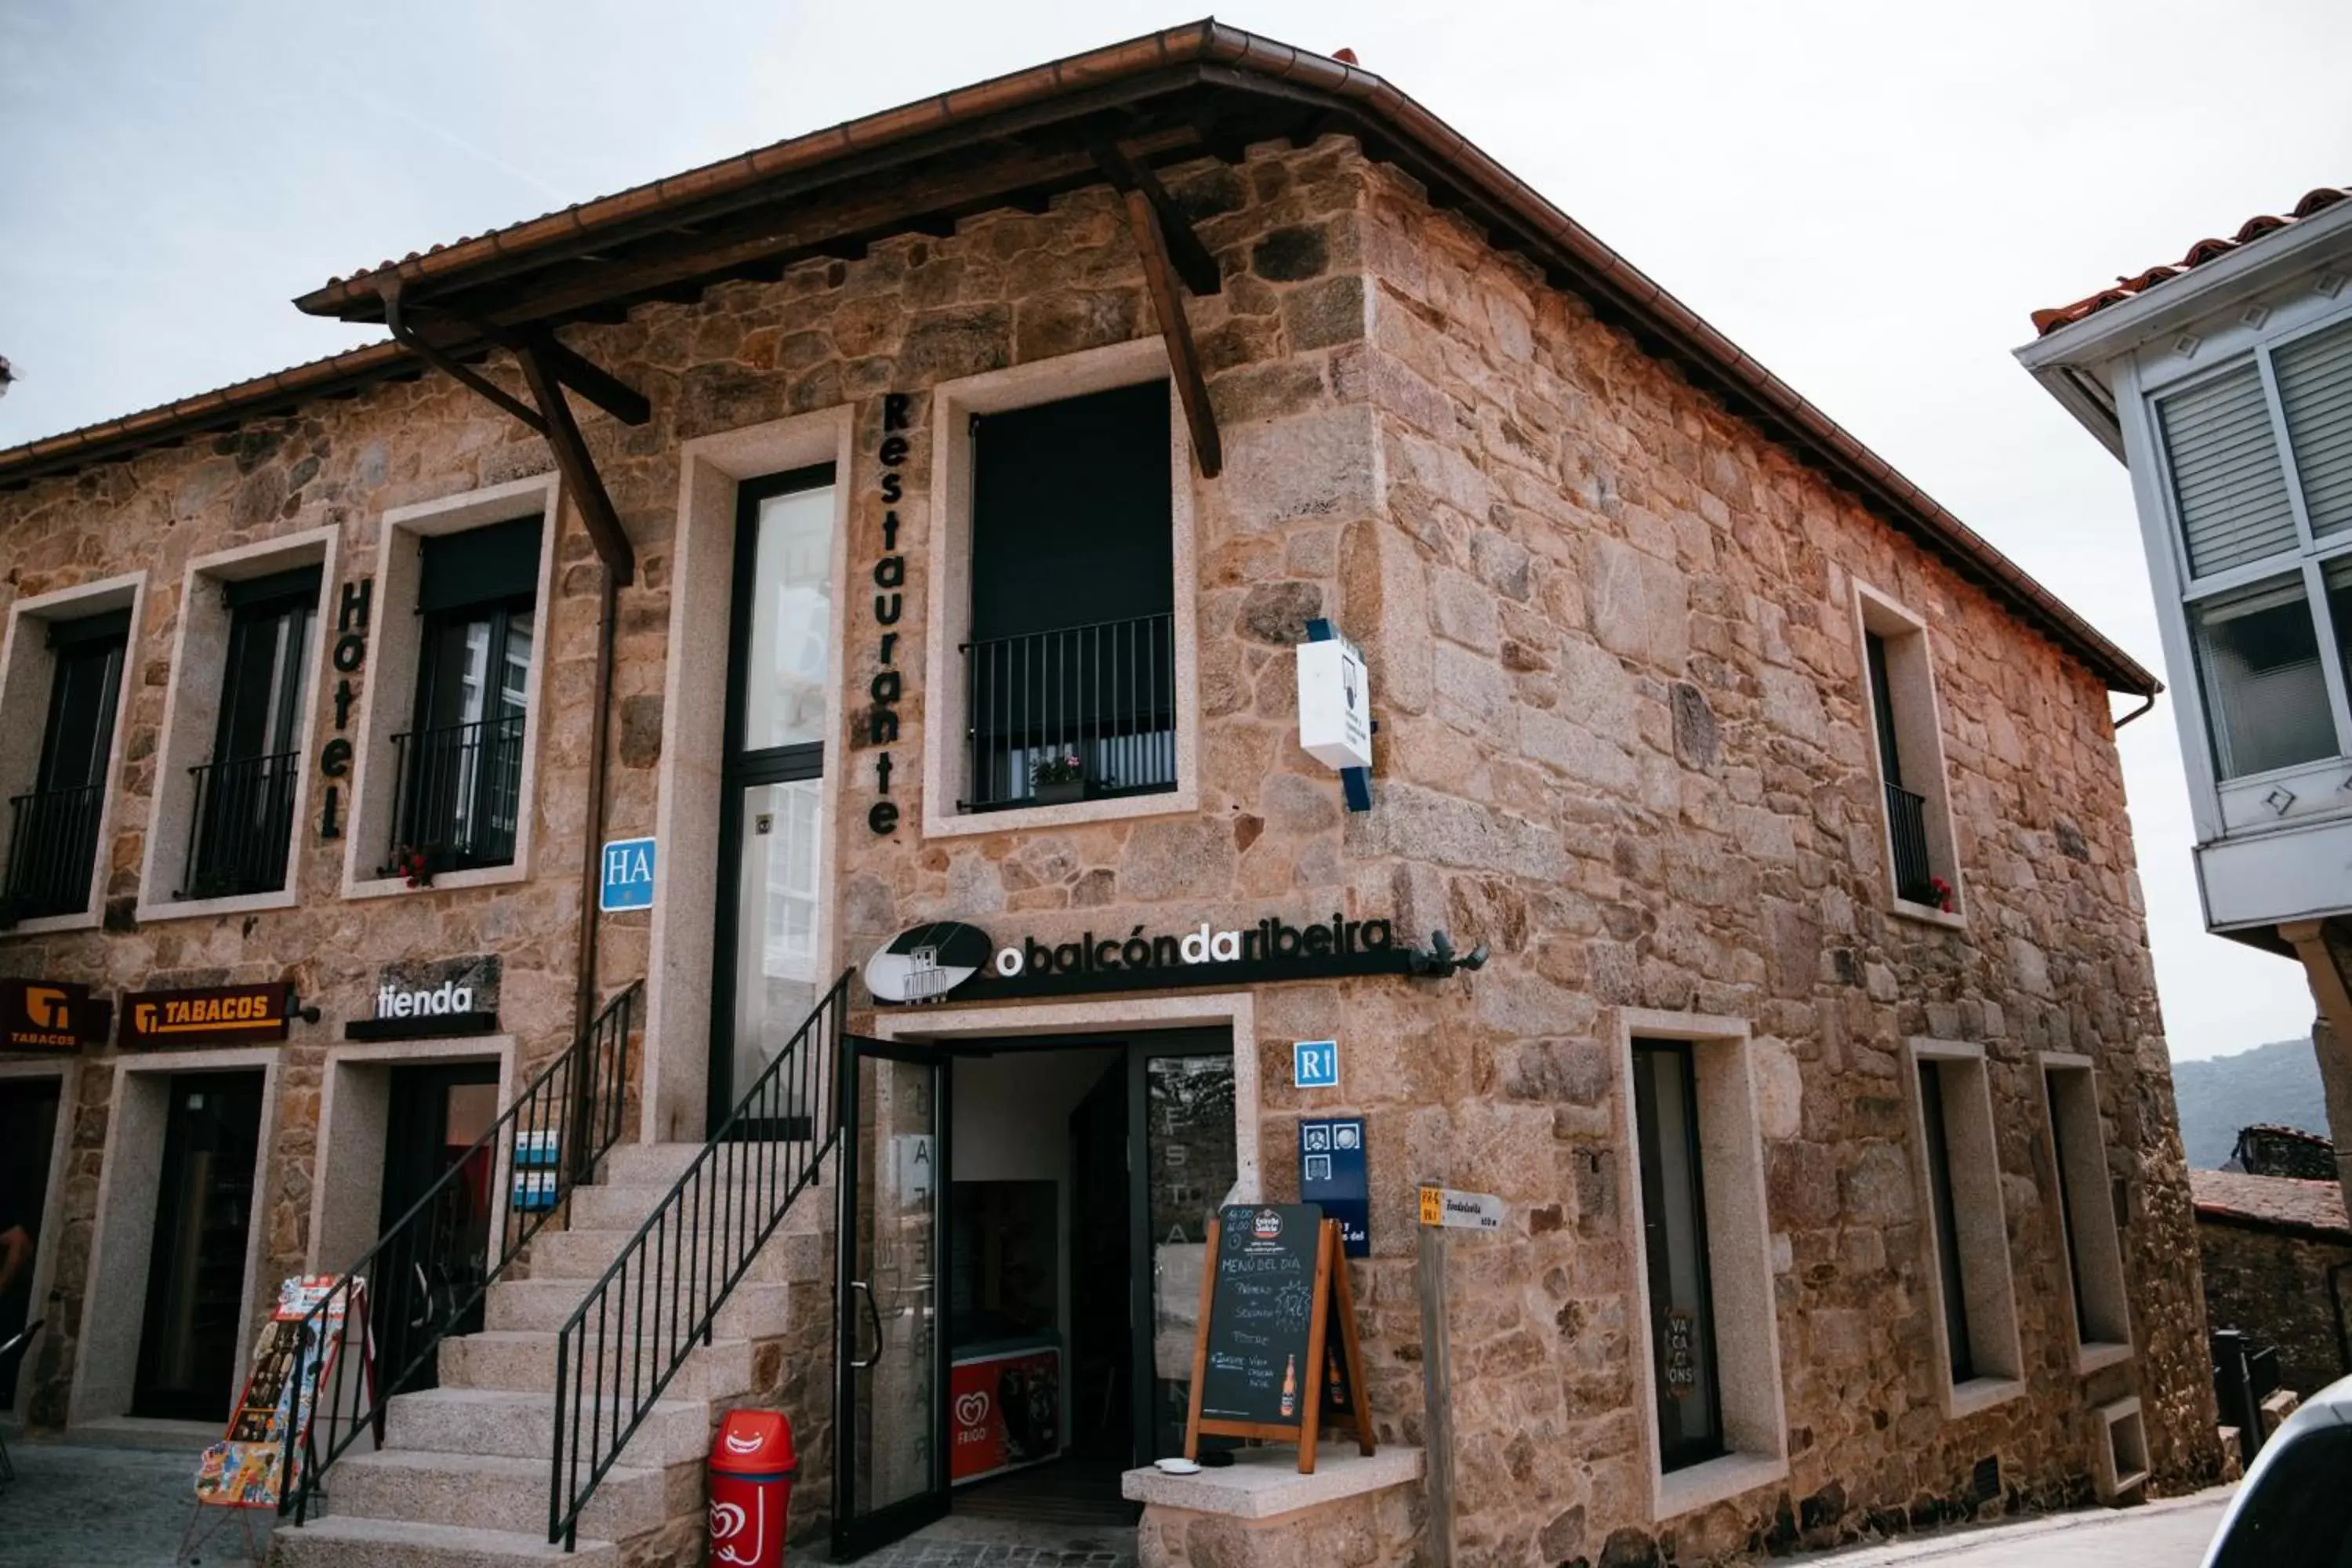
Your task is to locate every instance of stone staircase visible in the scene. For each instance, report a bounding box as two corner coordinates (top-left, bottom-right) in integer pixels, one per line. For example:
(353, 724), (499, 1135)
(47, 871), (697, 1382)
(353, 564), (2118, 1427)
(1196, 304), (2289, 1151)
(272, 1142), (831, 1568)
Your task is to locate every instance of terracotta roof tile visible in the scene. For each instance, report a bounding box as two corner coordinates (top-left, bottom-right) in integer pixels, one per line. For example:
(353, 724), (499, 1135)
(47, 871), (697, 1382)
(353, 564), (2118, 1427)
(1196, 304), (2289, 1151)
(2191, 1168), (2351, 1240)
(2031, 184), (2350, 336)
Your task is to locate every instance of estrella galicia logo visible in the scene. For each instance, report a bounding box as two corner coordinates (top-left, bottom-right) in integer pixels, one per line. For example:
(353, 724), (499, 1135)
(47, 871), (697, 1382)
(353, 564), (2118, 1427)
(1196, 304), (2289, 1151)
(866, 922), (993, 1004)
(1252, 1208), (1283, 1240)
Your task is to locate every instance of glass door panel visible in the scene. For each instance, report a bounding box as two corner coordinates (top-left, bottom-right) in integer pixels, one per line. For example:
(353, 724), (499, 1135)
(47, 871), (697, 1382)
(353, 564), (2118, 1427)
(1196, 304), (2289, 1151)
(834, 1040), (946, 1558)
(711, 466), (836, 1130)
(133, 1071), (264, 1422)
(728, 778), (823, 1122)
(1133, 1047), (1236, 1463)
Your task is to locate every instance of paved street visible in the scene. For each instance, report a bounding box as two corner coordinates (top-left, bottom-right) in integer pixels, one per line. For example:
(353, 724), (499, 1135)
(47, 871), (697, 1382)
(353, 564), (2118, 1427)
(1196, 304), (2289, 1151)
(0, 1439), (275, 1567)
(1795, 1488), (2232, 1566)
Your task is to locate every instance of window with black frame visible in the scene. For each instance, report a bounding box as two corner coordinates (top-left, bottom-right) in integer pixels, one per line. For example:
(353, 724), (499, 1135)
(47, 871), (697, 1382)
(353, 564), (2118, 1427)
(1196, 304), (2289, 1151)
(961, 381), (1176, 811)
(4, 608), (129, 921)
(387, 517), (540, 876)
(1866, 631), (1939, 906)
(1632, 1039), (1726, 1472)
(180, 565), (320, 899)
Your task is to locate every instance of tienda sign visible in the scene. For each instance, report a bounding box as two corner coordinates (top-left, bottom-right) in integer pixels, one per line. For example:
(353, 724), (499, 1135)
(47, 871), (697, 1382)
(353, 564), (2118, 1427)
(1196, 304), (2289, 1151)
(119, 982), (292, 1049)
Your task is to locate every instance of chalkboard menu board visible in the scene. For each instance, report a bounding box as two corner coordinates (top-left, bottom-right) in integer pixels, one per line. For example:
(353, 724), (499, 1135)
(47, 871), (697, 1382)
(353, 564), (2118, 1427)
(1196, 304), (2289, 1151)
(1183, 1203), (1373, 1473)
(1198, 1203), (1323, 1425)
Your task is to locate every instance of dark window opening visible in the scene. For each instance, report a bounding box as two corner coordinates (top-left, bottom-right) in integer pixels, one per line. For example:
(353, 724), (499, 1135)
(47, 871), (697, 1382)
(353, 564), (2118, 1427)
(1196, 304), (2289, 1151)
(1632, 1039), (1726, 1472)
(1867, 630), (1938, 905)
(3, 608), (128, 921)
(386, 517), (540, 876)
(1918, 1062), (1976, 1383)
(180, 566), (318, 899)
(961, 382), (1176, 811)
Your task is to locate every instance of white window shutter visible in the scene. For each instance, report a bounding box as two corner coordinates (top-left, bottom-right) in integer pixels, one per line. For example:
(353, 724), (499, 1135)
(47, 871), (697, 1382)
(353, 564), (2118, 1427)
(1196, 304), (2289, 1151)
(2158, 361), (2299, 579)
(2274, 316), (2352, 540)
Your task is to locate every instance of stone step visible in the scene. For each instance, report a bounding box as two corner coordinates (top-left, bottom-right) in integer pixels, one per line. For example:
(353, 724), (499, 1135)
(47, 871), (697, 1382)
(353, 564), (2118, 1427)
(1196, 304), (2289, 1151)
(597, 1141), (836, 1189)
(437, 1330), (756, 1402)
(271, 1514), (618, 1568)
(565, 1176), (828, 1232)
(383, 1385), (716, 1467)
(488, 1276), (798, 1339)
(526, 1222), (825, 1286)
(332, 1447), (673, 1542)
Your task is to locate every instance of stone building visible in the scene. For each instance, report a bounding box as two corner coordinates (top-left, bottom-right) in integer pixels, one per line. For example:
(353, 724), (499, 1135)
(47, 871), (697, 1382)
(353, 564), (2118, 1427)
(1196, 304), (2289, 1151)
(0, 23), (2218, 1567)
(2191, 1167), (2352, 1402)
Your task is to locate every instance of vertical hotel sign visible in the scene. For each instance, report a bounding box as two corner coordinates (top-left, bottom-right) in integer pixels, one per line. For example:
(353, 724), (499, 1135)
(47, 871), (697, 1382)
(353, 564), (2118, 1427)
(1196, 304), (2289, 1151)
(120, 982), (293, 1049)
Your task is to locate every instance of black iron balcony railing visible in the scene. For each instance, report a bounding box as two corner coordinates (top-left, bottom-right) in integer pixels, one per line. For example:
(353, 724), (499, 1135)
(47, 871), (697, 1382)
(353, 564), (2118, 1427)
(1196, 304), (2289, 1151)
(2, 784), (103, 922)
(960, 612), (1177, 811)
(385, 714), (527, 875)
(1886, 780), (1939, 906)
(278, 980), (640, 1526)
(178, 751), (300, 900)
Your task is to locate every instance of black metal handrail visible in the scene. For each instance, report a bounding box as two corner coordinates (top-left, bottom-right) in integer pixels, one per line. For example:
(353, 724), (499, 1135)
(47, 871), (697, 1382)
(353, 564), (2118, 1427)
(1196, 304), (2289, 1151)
(385, 714), (528, 873)
(1885, 780), (1938, 906)
(178, 751), (301, 899)
(548, 969), (853, 1548)
(277, 980), (641, 1524)
(2, 783), (103, 923)
(960, 611), (1176, 810)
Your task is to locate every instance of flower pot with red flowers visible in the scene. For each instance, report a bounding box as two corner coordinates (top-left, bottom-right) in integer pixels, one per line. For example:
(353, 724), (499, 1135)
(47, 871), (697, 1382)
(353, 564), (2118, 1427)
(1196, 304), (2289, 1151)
(388, 845), (435, 888)
(1927, 876), (1955, 913)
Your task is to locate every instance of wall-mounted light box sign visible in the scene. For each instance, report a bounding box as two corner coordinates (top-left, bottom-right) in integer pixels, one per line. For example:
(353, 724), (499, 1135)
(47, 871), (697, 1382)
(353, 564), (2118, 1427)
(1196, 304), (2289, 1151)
(1301, 1118), (1369, 1258)
(119, 982), (293, 1051)
(1296, 629), (1370, 772)
(600, 836), (656, 912)
(1293, 1039), (1339, 1089)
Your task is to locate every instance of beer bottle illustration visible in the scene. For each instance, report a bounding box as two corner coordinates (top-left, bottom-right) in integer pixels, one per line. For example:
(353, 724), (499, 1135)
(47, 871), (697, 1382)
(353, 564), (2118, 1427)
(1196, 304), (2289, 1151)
(1279, 1354), (1298, 1417)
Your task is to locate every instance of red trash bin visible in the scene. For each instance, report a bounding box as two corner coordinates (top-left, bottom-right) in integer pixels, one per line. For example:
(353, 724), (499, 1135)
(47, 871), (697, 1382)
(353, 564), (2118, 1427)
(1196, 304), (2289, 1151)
(709, 1409), (796, 1568)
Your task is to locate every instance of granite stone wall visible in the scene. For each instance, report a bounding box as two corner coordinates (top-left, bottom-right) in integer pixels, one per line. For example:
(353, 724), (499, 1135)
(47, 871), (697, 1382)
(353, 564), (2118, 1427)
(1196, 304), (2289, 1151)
(2198, 1217), (2352, 1400)
(0, 131), (2215, 1563)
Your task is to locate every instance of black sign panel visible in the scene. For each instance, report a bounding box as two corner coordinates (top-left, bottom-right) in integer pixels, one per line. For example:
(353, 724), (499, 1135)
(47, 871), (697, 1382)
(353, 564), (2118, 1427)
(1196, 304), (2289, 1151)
(0, 978), (105, 1052)
(1196, 1203), (1324, 1426)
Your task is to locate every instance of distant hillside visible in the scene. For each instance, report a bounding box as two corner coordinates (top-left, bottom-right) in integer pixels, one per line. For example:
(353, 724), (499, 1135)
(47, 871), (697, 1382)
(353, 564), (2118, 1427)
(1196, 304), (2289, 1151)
(2172, 1036), (2329, 1170)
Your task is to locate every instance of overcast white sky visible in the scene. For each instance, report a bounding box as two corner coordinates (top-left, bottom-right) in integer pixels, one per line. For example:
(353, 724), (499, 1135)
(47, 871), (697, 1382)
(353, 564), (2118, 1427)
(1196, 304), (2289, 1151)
(2, 1), (2347, 1059)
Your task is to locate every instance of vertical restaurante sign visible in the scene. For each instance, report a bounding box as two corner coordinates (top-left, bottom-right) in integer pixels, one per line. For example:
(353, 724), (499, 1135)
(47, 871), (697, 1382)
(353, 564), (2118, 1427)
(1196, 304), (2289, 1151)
(120, 982), (293, 1049)
(865, 393), (912, 836)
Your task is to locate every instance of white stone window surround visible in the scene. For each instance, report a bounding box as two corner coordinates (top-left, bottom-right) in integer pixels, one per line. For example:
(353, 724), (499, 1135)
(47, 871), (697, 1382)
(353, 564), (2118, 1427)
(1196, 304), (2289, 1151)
(2038, 1051), (2135, 1376)
(1610, 1007), (1790, 1523)
(1900, 1039), (2026, 1418)
(0, 1055), (82, 1419)
(306, 1036), (517, 1279)
(2112, 292), (2352, 848)
(2093, 1395), (2151, 1500)
(645, 408), (854, 1144)
(136, 527), (339, 924)
(0, 571), (147, 935)
(869, 991), (1261, 1207)
(342, 475), (561, 900)
(1850, 579), (1967, 931)
(70, 1045), (281, 1430)
(920, 336), (1202, 840)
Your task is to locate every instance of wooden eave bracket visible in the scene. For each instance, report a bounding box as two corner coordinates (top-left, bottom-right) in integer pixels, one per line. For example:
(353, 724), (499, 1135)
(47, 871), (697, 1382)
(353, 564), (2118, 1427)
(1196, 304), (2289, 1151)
(1100, 143), (1223, 480)
(381, 282), (638, 584)
(514, 329), (637, 586)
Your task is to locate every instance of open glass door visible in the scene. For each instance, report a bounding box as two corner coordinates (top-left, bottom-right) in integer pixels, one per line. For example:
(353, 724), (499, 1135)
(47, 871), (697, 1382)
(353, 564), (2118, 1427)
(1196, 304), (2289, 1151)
(833, 1037), (947, 1558)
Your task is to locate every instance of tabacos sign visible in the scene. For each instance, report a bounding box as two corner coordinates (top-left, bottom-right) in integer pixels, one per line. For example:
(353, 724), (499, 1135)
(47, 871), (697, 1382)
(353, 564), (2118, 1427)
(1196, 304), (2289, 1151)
(120, 982), (292, 1049)
(0, 979), (108, 1053)
(866, 910), (1406, 1004)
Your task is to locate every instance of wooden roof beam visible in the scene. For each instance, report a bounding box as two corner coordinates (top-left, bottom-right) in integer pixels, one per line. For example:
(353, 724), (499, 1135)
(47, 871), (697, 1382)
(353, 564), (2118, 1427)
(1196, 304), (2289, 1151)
(1094, 141), (1221, 297)
(1123, 187), (1221, 479)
